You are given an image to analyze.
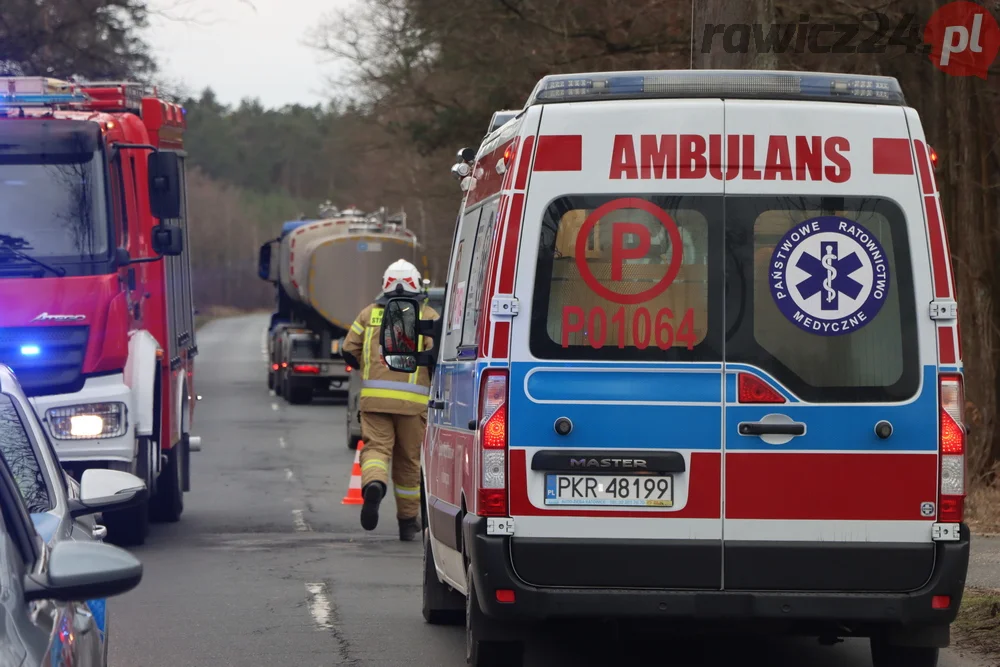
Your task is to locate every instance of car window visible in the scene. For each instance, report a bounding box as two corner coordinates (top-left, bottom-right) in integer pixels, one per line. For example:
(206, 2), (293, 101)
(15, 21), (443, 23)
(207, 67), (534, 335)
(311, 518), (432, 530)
(726, 195), (919, 403)
(0, 394), (53, 513)
(442, 207), (483, 360)
(0, 443), (41, 568)
(530, 195), (722, 361)
(461, 198), (500, 347)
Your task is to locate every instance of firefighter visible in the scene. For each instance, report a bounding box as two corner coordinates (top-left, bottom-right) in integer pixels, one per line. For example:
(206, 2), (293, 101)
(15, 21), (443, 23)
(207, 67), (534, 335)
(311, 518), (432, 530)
(342, 259), (439, 541)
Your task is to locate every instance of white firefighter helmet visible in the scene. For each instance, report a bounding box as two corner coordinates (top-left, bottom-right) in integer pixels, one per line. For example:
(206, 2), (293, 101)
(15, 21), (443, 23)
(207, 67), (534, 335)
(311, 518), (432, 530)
(382, 259), (422, 296)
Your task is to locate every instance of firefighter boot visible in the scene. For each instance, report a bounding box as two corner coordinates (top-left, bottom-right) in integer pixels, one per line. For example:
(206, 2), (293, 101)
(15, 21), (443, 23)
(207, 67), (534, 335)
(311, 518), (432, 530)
(398, 517), (419, 542)
(360, 481), (385, 531)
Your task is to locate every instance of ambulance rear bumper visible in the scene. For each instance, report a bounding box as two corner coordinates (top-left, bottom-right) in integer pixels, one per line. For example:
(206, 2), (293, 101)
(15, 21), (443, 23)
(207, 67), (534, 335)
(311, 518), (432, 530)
(463, 515), (971, 630)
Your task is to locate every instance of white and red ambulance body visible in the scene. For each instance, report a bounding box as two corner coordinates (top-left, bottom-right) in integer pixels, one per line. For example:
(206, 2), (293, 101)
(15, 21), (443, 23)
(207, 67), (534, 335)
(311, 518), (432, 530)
(414, 70), (968, 667)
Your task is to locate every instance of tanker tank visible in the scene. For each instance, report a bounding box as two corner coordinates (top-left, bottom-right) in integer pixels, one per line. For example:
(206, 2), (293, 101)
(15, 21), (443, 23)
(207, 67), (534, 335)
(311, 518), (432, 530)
(276, 207), (419, 334)
(258, 206), (420, 403)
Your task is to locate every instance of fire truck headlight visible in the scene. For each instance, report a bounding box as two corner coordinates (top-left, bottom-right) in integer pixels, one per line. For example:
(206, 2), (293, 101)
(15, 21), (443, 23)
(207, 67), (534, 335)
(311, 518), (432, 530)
(46, 403), (127, 440)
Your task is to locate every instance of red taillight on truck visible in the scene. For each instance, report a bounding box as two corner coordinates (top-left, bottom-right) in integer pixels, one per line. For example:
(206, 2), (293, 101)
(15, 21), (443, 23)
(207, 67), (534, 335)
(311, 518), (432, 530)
(939, 374), (966, 522)
(293, 364), (320, 374)
(478, 370), (508, 517)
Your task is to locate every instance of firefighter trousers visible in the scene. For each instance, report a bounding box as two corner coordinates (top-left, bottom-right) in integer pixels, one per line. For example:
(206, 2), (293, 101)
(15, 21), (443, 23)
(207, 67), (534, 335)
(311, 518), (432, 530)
(359, 411), (427, 520)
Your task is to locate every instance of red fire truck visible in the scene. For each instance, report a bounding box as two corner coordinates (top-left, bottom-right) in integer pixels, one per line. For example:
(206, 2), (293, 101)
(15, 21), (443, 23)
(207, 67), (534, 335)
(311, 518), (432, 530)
(0, 77), (200, 546)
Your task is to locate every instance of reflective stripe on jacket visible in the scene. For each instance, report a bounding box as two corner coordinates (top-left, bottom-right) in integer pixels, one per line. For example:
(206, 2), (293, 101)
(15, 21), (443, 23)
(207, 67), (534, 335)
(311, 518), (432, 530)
(343, 301), (439, 416)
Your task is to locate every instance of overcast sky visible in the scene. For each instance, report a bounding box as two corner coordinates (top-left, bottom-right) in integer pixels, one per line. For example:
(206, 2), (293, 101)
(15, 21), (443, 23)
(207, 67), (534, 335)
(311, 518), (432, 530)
(145, 0), (353, 108)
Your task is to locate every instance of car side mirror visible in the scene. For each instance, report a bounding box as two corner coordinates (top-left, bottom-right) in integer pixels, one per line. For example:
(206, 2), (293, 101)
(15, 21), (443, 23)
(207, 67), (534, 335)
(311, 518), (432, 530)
(23, 540), (142, 603)
(152, 225), (183, 256)
(258, 241), (274, 281)
(381, 297), (436, 372)
(68, 469), (148, 519)
(147, 151), (182, 220)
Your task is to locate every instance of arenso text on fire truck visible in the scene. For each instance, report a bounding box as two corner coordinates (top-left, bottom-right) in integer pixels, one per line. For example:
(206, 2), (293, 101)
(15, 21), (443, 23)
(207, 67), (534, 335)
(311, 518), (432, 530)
(0, 77), (200, 546)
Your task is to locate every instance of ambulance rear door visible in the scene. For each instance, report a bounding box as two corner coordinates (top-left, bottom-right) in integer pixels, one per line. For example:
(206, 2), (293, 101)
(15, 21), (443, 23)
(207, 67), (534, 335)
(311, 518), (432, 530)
(505, 99), (726, 590)
(721, 99), (940, 592)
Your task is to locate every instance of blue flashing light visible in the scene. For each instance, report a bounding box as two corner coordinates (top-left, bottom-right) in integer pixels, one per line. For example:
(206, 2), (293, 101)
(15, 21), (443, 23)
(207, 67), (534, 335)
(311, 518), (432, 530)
(526, 70), (905, 107)
(20, 345), (40, 356)
(0, 92), (89, 107)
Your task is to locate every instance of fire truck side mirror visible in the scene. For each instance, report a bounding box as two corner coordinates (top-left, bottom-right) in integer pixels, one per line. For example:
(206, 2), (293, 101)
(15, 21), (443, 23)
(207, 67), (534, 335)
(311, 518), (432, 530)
(152, 225), (183, 257)
(147, 151), (182, 220)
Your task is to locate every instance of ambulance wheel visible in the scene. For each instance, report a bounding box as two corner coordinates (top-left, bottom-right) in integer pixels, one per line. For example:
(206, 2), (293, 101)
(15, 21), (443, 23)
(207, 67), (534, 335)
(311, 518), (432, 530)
(150, 440), (184, 523)
(870, 638), (939, 667)
(466, 565), (522, 666)
(423, 528), (464, 625)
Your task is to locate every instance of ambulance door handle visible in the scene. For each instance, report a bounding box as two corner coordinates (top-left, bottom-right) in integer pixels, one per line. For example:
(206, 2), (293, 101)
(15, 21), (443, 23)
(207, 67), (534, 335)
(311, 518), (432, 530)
(738, 422), (806, 437)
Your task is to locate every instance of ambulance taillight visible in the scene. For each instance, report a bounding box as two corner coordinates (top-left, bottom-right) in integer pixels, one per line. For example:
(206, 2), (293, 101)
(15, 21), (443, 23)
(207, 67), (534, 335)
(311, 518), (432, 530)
(938, 374), (966, 522)
(478, 369), (509, 517)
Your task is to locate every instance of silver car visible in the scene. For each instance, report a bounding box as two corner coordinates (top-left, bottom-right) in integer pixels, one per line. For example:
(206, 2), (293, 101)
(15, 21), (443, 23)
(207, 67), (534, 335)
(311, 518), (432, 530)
(0, 419), (144, 667)
(0, 364), (147, 665)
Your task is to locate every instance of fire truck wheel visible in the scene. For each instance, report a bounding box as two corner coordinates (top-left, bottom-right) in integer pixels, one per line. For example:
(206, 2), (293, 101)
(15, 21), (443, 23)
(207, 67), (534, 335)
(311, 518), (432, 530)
(150, 440), (184, 523)
(103, 499), (149, 547)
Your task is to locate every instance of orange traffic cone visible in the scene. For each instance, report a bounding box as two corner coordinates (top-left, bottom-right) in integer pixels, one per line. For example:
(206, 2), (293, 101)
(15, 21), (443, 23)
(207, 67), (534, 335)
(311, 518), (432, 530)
(342, 440), (365, 505)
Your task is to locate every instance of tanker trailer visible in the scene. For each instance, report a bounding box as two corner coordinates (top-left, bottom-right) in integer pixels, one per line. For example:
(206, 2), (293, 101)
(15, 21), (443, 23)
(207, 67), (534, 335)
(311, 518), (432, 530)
(258, 207), (419, 404)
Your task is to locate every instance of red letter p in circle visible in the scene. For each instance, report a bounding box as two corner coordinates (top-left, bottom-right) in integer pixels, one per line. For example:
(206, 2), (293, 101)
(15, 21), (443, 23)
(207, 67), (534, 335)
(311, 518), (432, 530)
(611, 223), (651, 281)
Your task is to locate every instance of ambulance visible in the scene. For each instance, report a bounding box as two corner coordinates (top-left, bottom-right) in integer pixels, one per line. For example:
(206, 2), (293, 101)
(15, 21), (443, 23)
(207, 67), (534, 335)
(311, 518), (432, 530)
(379, 70), (970, 667)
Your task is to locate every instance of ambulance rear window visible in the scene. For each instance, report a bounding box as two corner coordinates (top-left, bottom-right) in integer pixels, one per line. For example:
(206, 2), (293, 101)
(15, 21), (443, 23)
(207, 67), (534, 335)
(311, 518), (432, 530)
(529, 195), (723, 361)
(726, 196), (919, 403)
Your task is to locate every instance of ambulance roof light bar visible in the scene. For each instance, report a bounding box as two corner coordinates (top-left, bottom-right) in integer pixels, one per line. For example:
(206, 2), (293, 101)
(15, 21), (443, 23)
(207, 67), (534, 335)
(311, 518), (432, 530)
(526, 70), (906, 107)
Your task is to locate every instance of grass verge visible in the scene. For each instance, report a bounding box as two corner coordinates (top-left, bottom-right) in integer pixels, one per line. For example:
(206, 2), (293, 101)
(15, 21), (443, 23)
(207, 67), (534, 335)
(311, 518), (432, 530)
(955, 587), (1000, 658)
(966, 482), (1000, 535)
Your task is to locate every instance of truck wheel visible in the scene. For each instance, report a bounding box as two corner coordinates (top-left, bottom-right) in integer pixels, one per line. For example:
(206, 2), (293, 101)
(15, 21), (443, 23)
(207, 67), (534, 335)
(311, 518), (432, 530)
(267, 371), (274, 390)
(275, 373), (284, 396)
(870, 638), (939, 667)
(423, 528), (464, 624)
(348, 436), (359, 450)
(466, 564), (522, 666)
(150, 439), (184, 523)
(287, 383), (312, 405)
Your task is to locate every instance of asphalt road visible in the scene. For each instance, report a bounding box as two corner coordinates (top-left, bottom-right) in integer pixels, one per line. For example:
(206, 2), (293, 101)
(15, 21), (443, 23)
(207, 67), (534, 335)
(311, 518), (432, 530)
(109, 313), (995, 667)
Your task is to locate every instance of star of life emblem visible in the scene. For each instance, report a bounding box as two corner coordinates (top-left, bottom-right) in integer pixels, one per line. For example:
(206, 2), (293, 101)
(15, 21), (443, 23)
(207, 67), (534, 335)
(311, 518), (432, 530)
(768, 216), (890, 336)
